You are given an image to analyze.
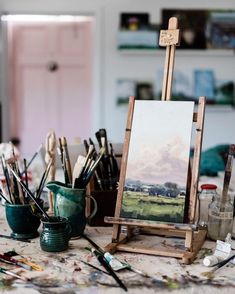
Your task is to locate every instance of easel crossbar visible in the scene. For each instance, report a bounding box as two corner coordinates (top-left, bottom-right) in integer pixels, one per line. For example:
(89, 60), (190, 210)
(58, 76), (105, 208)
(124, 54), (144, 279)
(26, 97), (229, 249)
(105, 216), (196, 231)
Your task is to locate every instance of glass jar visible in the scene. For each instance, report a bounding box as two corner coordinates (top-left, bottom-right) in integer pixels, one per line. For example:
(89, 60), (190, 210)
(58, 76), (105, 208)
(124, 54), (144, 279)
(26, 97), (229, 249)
(208, 190), (234, 241)
(198, 184), (217, 227)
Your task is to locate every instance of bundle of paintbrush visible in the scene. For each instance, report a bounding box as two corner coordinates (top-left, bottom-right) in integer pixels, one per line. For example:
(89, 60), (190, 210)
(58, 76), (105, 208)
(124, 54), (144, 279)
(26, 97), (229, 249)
(0, 143), (52, 207)
(0, 143), (28, 205)
(57, 136), (105, 189)
(83, 129), (120, 191)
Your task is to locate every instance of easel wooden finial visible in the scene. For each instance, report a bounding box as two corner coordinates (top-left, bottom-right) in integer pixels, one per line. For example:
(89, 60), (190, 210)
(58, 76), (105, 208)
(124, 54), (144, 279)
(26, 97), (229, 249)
(159, 17), (181, 101)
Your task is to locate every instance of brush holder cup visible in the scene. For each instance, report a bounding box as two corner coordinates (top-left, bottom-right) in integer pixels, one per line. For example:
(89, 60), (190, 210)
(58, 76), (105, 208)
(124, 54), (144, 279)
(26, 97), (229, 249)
(5, 201), (43, 240)
(46, 181), (97, 238)
(40, 216), (71, 252)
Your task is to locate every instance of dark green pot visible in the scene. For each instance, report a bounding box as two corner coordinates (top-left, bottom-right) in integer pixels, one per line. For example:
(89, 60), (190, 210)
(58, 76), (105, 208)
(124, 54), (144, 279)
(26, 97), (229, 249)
(40, 216), (71, 252)
(5, 202), (42, 240)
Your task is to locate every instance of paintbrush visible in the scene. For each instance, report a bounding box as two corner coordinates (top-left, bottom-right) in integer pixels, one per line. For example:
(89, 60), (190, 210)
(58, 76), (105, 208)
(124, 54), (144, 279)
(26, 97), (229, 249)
(82, 145), (95, 172)
(99, 129), (114, 189)
(0, 266), (29, 282)
(36, 160), (53, 199)
(0, 191), (11, 204)
(0, 156), (13, 203)
(79, 259), (110, 275)
(202, 254), (235, 279)
(83, 139), (90, 153)
(4, 251), (43, 271)
(61, 137), (72, 184)
(9, 163), (21, 204)
(82, 234), (149, 277)
(9, 167), (50, 221)
(72, 155), (86, 187)
(83, 148), (95, 176)
(109, 143), (119, 175)
(73, 146), (98, 188)
(212, 254), (235, 272)
(0, 234), (31, 243)
(23, 159), (29, 189)
(99, 129), (109, 156)
(8, 144), (24, 204)
(91, 249), (127, 291)
(82, 147), (105, 187)
(58, 138), (70, 185)
(25, 144), (42, 170)
(95, 131), (102, 149)
(109, 143), (119, 188)
(88, 138), (104, 190)
(0, 254), (32, 271)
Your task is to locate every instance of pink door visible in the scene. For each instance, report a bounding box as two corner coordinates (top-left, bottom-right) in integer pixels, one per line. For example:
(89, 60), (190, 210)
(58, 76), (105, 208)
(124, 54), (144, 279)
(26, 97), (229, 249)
(9, 18), (93, 155)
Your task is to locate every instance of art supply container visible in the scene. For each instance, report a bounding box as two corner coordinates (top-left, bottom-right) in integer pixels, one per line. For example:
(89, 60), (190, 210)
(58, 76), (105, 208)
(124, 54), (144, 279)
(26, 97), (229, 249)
(40, 216), (71, 252)
(198, 184), (217, 226)
(208, 191), (233, 241)
(87, 190), (117, 226)
(5, 201), (43, 240)
(46, 181), (97, 237)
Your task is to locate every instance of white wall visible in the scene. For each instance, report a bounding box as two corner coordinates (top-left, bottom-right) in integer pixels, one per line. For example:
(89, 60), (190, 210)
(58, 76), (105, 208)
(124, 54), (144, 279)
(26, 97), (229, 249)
(0, 0), (234, 150)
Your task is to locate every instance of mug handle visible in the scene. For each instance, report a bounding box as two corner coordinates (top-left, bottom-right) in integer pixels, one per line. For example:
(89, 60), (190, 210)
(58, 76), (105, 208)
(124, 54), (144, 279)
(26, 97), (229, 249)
(86, 195), (97, 222)
(66, 221), (72, 239)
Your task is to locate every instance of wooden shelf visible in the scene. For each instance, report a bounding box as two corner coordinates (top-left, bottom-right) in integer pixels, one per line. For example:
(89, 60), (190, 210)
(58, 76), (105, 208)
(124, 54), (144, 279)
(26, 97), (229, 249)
(118, 48), (235, 57)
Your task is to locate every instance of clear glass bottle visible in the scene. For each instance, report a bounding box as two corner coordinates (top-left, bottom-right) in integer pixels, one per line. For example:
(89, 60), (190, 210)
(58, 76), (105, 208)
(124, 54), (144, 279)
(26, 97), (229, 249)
(208, 190), (234, 241)
(198, 184), (217, 227)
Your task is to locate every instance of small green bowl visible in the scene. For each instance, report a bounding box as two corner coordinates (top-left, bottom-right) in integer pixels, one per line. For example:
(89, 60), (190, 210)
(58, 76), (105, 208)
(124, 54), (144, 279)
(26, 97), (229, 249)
(5, 201), (42, 240)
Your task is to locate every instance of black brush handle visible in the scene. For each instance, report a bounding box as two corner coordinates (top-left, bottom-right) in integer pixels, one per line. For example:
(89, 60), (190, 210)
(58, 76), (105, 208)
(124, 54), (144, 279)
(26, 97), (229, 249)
(82, 234), (105, 254)
(214, 254), (235, 271)
(95, 131), (102, 149)
(93, 250), (127, 292)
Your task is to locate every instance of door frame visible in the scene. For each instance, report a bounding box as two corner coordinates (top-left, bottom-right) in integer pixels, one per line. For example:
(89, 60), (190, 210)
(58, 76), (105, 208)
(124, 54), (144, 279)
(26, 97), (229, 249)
(0, 12), (103, 143)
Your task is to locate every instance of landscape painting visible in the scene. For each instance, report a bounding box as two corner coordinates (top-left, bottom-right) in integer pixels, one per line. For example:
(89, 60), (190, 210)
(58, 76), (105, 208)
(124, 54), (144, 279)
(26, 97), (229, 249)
(120, 101), (194, 223)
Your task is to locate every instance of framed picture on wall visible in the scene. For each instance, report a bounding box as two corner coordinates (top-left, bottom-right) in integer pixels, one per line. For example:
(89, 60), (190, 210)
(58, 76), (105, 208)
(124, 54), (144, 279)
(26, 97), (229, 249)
(118, 12), (158, 49)
(135, 82), (154, 100)
(116, 79), (155, 106)
(156, 69), (235, 105)
(161, 9), (207, 49)
(207, 11), (235, 49)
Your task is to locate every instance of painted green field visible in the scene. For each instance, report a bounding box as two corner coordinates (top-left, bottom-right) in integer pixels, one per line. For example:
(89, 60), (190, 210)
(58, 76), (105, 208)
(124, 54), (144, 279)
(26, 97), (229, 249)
(120, 191), (185, 223)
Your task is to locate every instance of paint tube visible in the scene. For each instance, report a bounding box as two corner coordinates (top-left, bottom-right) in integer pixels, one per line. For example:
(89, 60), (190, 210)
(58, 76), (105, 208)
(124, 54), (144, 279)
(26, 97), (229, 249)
(104, 252), (128, 271)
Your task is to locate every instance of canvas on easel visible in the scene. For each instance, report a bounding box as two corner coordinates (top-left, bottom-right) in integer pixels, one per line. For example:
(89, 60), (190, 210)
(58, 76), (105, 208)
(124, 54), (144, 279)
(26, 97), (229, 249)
(121, 100), (194, 223)
(104, 17), (207, 264)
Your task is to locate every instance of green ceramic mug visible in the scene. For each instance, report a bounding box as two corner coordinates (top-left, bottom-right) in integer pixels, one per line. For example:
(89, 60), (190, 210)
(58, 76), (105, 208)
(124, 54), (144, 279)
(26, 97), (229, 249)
(46, 181), (97, 237)
(40, 216), (71, 252)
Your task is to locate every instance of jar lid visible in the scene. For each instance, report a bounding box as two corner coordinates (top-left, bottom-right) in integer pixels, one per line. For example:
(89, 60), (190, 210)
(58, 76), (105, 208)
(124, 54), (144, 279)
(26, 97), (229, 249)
(201, 184), (217, 190)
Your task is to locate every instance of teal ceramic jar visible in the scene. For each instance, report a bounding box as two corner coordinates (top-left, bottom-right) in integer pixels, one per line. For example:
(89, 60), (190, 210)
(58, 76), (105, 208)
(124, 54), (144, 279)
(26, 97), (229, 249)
(40, 216), (71, 252)
(5, 202), (42, 240)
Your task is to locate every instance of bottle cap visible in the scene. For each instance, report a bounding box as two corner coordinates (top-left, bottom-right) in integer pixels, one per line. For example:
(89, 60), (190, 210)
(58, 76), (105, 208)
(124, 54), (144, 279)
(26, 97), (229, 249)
(203, 255), (219, 267)
(201, 184), (217, 190)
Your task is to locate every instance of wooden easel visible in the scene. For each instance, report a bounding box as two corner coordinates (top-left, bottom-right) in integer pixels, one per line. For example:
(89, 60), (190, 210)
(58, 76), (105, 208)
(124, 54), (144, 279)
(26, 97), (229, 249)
(104, 17), (206, 264)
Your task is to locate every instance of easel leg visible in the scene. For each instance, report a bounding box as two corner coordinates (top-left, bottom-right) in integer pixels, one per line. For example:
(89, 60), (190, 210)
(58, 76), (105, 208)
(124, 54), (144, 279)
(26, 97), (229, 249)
(112, 224), (121, 242)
